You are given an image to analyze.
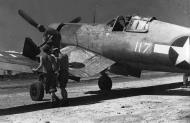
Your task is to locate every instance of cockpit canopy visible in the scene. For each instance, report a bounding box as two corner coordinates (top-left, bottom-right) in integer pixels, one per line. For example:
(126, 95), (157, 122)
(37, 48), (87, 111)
(107, 15), (156, 33)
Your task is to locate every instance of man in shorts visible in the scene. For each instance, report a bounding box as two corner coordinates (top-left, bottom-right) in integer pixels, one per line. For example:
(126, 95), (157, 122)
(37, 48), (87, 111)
(33, 45), (59, 103)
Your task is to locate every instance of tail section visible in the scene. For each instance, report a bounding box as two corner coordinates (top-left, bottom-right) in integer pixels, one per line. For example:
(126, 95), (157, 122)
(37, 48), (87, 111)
(22, 37), (40, 60)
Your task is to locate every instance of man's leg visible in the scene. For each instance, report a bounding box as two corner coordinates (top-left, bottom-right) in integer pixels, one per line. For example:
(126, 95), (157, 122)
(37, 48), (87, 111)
(182, 73), (189, 87)
(47, 74), (59, 102)
(39, 73), (50, 94)
(58, 54), (69, 100)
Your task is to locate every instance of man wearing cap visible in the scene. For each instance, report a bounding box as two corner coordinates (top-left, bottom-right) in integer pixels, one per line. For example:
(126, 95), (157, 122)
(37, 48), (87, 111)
(43, 28), (69, 95)
(33, 45), (59, 103)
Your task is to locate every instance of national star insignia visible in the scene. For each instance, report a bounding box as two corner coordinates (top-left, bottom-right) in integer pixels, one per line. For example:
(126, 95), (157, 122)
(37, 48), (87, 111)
(171, 37), (190, 65)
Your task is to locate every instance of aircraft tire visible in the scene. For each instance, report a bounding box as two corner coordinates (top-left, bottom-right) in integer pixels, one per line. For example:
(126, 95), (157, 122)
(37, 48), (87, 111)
(98, 75), (112, 91)
(30, 82), (44, 101)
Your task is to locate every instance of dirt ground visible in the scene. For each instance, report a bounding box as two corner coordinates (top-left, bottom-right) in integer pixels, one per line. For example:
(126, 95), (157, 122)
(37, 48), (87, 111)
(0, 73), (190, 123)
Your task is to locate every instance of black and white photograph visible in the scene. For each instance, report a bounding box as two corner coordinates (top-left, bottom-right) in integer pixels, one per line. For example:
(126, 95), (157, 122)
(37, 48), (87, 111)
(0, 0), (190, 122)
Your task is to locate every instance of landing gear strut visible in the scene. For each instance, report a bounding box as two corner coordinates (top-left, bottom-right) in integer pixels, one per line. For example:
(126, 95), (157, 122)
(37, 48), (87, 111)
(98, 72), (112, 91)
(182, 73), (190, 88)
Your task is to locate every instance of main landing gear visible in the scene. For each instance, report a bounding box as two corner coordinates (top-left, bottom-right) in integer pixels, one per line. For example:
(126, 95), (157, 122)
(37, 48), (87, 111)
(29, 73), (68, 104)
(30, 54), (69, 106)
(30, 81), (44, 101)
(182, 73), (190, 88)
(98, 71), (112, 91)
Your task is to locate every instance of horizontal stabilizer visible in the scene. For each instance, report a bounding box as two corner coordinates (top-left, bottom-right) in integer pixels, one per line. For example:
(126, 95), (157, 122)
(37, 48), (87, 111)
(0, 50), (38, 73)
(22, 37), (40, 60)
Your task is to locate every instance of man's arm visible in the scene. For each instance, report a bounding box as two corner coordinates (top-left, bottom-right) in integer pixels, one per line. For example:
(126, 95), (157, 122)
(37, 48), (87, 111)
(32, 56), (43, 71)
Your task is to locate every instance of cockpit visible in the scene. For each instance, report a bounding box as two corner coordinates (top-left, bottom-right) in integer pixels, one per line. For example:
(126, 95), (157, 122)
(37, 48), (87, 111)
(106, 15), (156, 33)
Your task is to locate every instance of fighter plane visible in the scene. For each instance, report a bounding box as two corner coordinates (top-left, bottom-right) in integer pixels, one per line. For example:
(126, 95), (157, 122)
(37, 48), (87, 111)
(1, 9), (190, 101)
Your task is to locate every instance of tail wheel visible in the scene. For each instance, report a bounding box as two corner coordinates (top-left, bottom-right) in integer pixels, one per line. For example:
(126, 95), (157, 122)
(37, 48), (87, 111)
(98, 75), (112, 91)
(30, 82), (44, 101)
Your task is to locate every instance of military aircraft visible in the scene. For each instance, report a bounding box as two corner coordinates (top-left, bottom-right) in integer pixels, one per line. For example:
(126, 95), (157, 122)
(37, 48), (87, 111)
(1, 9), (190, 101)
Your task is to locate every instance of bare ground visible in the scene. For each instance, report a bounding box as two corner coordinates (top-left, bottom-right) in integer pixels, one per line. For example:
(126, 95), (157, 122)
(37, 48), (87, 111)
(0, 74), (190, 123)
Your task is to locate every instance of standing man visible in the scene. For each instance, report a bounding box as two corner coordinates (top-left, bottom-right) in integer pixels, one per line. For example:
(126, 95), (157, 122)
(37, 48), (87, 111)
(42, 28), (69, 101)
(33, 45), (59, 103)
(51, 47), (69, 101)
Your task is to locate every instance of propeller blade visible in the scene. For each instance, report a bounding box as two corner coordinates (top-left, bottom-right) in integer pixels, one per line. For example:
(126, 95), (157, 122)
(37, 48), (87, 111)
(56, 17), (81, 31)
(18, 9), (46, 32)
(69, 17), (81, 23)
(56, 23), (65, 31)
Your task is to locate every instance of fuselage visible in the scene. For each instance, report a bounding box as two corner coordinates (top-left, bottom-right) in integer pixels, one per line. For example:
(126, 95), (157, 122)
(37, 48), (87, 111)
(59, 17), (190, 73)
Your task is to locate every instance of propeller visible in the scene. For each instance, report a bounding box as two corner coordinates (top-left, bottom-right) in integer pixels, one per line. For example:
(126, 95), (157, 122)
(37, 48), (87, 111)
(69, 17), (81, 23)
(19, 9), (81, 32)
(56, 17), (81, 31)
(18, 9), (46, 32)
(18, 9), (81, 48)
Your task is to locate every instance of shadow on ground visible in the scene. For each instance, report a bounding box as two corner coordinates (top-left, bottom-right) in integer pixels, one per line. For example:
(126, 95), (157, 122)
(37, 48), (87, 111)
(0, 81), (189, 116)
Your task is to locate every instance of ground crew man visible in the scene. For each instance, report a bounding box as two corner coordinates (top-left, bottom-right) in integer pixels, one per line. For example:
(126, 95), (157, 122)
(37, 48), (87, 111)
(52, 48), (69, 100)
(33, 45), (59, 103)
(42, 28), (69, 100)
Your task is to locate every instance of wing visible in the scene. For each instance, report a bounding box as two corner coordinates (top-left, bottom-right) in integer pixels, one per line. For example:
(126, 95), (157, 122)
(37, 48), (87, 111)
(0, 50), (38, 73)
(60, 46), (115, 78)
(0, 46), (115, 77)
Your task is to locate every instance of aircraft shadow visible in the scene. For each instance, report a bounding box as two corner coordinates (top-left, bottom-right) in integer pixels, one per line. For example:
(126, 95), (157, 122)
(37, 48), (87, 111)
(0, 81), (188, 116)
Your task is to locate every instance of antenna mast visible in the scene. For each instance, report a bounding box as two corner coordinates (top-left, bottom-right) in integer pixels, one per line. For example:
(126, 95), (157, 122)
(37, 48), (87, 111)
(93, 1), (99, 24)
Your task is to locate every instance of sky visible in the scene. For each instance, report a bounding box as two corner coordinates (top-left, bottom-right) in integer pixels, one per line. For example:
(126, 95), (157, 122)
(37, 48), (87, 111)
(0, 0), (190, 51)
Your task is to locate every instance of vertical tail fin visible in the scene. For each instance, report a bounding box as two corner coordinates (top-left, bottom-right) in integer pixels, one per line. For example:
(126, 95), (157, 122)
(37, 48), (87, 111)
(22, 37), (41, 60)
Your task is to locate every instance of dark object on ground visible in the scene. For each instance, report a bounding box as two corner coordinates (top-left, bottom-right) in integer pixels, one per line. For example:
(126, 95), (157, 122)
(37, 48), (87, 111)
(30, 81), (44, 101)
(98, 75), (112, 91)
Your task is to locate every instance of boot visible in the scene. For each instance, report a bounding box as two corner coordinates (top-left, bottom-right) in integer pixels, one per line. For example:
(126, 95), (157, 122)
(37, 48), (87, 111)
(51, 93), (60, 106)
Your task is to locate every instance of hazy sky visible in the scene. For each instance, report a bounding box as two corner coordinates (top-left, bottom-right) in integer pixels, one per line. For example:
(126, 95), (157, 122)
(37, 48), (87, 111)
(1, 0), (190, 51)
